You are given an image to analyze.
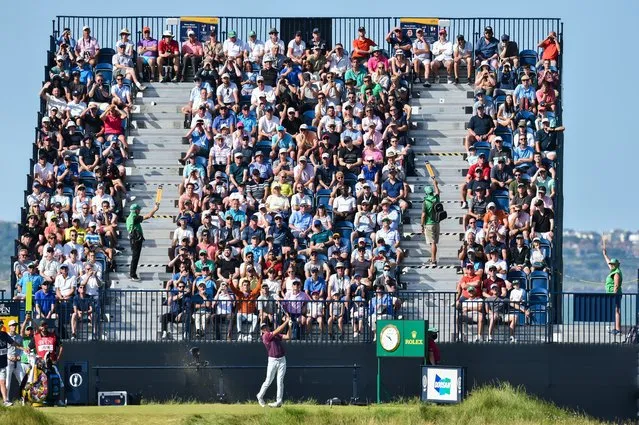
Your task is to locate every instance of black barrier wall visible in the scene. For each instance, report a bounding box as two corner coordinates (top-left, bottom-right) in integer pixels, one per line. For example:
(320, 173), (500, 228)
(61, 343), (636, 420)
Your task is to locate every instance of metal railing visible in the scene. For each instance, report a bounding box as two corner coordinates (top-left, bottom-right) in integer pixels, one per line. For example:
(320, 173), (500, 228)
(11, 290), (636, 345)
(53, 16), (562, 59)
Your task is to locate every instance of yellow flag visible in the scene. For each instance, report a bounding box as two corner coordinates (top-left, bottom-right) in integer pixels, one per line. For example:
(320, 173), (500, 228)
(155, 184), (164, 205)
(25, 280), (33, 312)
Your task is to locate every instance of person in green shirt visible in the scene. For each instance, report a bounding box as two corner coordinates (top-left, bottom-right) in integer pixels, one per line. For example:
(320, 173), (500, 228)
(126, 203), (159, 282)
(420, 177), (441, 266)
(602, 247), (623, 335)
(195, 250), (215, 276)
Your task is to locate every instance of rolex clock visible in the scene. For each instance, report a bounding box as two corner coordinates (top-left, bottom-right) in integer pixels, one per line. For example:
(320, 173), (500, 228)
(379, 323), (401, 352)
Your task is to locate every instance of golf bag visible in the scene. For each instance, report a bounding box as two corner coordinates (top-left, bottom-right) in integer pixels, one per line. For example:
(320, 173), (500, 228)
(19, 353), (62, 406)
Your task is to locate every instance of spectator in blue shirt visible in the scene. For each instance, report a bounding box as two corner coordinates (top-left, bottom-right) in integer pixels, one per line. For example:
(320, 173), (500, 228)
(35, 282), (57, 319)
(475, 26), (499, 69)
(56, 155), (79, 187)
(304, 267), (327, 299)
(381, 168), (408, 215)
(238, 105), (257, 137)
(512, 137), (535, 171)
(71, 58), (94, 85)
(514, 75), (536, 109)
(15, 263), (44, 300)
(212, 106), (237, 134)
(289, 202), (313, 248)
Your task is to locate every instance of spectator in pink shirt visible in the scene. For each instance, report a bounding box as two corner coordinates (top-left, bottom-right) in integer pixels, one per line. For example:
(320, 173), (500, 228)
(362, 141), (383, 164)
(75, 26), (101, 67)
(181, 30), (204, 82)
(367, 48), (389, 74)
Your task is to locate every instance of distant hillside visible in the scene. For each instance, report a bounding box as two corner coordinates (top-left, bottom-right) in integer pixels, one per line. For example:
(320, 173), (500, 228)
(0, 221), (17, 284)
(563, 229), (638, 292)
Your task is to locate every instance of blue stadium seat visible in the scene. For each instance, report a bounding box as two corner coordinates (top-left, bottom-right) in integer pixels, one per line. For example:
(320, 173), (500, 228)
(473, 141), (490, 159)
(95, 63), (113, 72)
(303, 110), (315, 126)
(493, 93), (506, 111)
(79, 171), (97, 188)
(527, 287), (549, 325)
(492, 190), (509, 212)
(97, 48), (115, 65)
(335, 221), (354, 240)
(494, 127), (513, 149)
(255, 141), (272, 157)
(519, 50), (538, 68)
(529, 270), (549, 291)
(507, 270), (528, 287)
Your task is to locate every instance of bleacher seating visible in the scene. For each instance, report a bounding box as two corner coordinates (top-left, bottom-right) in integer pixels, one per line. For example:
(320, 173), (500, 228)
(12, 17), (562, 344)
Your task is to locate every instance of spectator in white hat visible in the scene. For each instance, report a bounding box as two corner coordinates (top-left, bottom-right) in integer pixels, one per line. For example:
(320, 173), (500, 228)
(75, 25), (101, 67)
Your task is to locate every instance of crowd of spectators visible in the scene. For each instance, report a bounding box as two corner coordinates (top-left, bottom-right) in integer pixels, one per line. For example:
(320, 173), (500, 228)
(155, 25), (430, 341)
(15, 22), (563, 343)
(455, 28), (562, 342)
(13, 25), (148, 339)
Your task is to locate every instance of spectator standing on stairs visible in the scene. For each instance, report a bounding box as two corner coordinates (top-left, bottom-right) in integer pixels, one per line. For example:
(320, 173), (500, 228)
(421, 177), (441, 266)
(126, 203), (159, 282)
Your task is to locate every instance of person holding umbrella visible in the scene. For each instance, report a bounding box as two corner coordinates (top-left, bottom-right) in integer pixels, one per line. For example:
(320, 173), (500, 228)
(602, 245), (623, 335)
(126, 203), (159, 282)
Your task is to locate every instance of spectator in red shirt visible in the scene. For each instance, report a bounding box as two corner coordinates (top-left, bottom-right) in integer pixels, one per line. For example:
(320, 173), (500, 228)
(158, 31), (180, 82)
(181, 30), (204, 82)
(535, 81), (556, 113)
(537, 31), (560, 67)
(100, 104), (129, 154)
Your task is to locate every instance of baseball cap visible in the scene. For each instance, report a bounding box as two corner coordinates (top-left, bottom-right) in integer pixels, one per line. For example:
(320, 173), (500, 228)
(424, 186), (434, 195)
(228, 30), (237, 38)
(608, 258), (620, 265)
(248, 30), (256, 37)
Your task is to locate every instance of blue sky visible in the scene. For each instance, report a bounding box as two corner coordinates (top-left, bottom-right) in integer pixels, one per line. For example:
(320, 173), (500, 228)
(1, 1), (637, 232)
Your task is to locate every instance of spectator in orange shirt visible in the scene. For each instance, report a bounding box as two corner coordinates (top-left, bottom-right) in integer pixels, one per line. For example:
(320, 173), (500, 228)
(537, 31), (560, 67)
(455, 264), (484, 342)
(230, 278), (262, 341)
(181, 30), (204, 82)
(483, 202), (508, 228)
(352, 27), (377, 63)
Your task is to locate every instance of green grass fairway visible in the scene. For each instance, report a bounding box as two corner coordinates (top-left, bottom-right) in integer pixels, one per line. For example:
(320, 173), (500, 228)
(0, 384), (604, 425)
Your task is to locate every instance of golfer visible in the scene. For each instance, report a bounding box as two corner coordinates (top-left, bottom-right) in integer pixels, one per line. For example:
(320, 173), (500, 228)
(126, 203), (159, 282)
(602, 247), (623, 335)
(256, 316), (292, 408)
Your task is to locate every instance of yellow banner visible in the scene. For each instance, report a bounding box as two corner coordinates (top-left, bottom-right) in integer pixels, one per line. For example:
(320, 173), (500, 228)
(400, 18), (440, 26)
(180, 17), (219, 25)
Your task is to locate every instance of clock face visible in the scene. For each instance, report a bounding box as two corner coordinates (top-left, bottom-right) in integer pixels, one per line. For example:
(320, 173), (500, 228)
(380, 324), (400, 351)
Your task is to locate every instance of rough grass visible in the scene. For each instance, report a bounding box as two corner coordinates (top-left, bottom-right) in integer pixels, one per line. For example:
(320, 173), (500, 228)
(1, 384), (605, 425)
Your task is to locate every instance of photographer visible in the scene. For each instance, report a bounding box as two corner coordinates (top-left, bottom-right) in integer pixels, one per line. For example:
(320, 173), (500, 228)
(87, 73), (113, 104)
(537, 31), (560, 68)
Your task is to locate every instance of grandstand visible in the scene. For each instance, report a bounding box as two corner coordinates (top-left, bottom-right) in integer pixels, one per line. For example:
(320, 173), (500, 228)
(18, 15), (625, 345)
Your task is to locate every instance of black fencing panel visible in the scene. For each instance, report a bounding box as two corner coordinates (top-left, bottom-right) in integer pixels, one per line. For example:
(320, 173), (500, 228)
(280, 18), (333, 51)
